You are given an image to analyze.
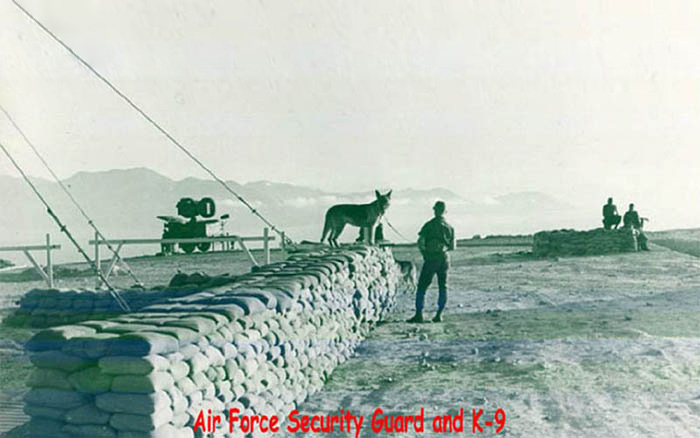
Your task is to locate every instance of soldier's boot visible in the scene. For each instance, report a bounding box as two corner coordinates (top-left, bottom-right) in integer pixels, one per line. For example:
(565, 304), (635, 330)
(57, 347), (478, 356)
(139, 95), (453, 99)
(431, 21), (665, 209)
(432, 311), (443, 323)
(406, 312), (424, 324)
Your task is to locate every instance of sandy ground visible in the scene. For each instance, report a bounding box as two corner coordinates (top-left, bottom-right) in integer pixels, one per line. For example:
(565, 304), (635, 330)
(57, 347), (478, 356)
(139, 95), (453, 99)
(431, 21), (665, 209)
(284, 244), (700, 437)
(3, 243), (700, 437)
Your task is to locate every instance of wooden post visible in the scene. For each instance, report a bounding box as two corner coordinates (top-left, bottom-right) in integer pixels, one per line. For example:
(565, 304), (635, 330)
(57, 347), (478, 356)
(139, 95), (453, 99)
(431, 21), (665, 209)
(280, 232), (286, 251)
(104, 243), (124, 282)
(263, 227), (270, 265)
(46, 233), (53, 288)
(235, 236), (258, 267)
(23, 250), (50, 287)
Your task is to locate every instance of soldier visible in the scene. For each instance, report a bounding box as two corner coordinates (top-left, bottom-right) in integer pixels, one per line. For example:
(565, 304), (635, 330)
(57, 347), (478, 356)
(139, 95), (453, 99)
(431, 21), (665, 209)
(623, 203), (650, 251)
(602, 197), (621, 230)
(356, 223), (386, 243)
(407, 201), (456, 323)
(374, 223), (385, 243)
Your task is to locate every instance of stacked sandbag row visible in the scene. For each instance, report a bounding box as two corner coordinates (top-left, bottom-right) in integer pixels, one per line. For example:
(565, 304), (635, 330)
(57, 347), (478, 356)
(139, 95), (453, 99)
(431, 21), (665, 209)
(19, 245), (406, 438)
(7, 288), (178, 328)
(6, 273), (238, 328)
(533, 227), (638, 257)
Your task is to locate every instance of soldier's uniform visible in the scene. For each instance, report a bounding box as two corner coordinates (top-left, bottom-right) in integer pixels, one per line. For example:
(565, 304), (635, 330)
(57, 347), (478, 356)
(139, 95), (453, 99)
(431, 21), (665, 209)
(623, 208), (649, 251)
(623, 210), (641, 228)
(602, 203), (621, 230)
(413, 214), (455, 321)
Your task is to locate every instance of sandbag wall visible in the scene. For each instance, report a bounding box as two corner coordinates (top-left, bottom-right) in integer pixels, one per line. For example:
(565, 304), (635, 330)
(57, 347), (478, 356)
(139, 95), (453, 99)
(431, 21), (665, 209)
(533, 228), (638, 257)
(7, 288), (172, 328)
(6, 273), (238, 328)
(19, 246), (405, 438)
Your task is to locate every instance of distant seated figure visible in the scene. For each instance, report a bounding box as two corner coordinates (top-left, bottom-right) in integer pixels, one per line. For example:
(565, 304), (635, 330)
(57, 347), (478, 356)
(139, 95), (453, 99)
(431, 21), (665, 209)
(623, 203), (649, 251)
(602, 197), (621, 230)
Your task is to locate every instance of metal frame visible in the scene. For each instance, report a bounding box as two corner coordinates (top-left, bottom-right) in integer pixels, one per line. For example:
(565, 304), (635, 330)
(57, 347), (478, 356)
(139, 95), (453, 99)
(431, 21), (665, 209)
(0, 234), (60, 287)
(89, 228), (276, 284)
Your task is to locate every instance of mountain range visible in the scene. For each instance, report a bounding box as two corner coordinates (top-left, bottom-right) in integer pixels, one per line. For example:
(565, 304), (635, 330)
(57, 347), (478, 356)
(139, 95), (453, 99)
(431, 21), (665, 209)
(0, 168), (585, 263)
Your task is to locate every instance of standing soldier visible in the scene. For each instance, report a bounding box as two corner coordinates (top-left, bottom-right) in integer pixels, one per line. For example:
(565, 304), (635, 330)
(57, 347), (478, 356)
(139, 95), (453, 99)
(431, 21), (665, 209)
(623, 203), (650, 251)
(407, 201), (456, 323)
(623, 203), (641, 229)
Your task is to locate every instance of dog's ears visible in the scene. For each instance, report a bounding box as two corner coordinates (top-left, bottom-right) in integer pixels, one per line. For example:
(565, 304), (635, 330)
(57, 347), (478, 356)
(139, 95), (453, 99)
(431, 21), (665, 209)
(375, 190), (381, 198)
(385, 190), (392, 199)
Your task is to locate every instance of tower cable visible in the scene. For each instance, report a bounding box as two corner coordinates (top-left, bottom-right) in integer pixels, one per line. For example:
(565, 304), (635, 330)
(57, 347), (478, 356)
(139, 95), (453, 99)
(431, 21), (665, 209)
(0, 104), (144, 287)
(0, 140), (130, 311)
(12, 0), (294, 246)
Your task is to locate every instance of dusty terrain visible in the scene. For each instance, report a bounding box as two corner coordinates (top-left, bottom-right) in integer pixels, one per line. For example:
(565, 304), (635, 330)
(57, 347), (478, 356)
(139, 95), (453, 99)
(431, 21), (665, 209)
(286, 243), (700, 437)
(2, 240), (700, 437)
(649, 229), (700, 258)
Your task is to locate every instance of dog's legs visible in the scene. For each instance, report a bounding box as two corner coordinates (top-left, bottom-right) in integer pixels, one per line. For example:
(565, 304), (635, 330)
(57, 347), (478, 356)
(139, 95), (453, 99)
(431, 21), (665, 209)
(321, 217), (331, 245)
(331, 223), (346, 248)
(329, 226), (338, 248)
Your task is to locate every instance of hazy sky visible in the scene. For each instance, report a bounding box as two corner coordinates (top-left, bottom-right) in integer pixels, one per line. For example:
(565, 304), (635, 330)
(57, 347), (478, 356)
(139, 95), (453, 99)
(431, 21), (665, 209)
(1, 0), (699, 225)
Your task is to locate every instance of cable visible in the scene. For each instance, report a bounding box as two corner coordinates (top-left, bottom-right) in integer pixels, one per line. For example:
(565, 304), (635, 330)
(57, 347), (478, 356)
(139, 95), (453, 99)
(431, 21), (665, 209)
(382, 216), (413, 243)
(0, 140), (131, 311)
(0, 104), (143, 287)
(12, 0), (294, 246)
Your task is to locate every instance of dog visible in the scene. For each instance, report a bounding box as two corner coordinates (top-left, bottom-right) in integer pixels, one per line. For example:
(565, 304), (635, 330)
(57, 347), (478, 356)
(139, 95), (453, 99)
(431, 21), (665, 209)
(396, 260), (418, 290)
(321, 190), (392, 247)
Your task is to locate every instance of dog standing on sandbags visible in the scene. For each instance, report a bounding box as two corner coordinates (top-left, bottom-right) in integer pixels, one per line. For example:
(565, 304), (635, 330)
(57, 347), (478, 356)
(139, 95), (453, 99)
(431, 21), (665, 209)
(321, 190), (392, 247)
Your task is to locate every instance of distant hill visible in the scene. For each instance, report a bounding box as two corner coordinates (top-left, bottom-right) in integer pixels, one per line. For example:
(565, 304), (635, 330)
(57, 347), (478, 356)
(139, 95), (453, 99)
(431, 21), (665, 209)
(493, 191), (571, 211)
(0, 168), (586, 262)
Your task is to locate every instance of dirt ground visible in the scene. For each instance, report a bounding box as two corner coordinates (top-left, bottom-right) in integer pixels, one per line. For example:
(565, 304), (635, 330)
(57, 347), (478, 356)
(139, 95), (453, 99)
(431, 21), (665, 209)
(3, 242), (700, 437)
(285, 243), (700, 437)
